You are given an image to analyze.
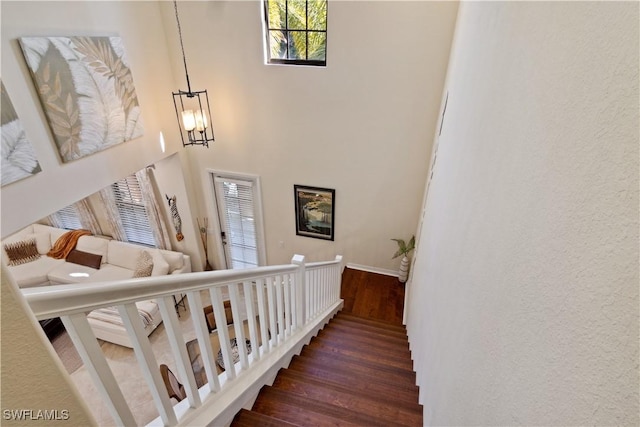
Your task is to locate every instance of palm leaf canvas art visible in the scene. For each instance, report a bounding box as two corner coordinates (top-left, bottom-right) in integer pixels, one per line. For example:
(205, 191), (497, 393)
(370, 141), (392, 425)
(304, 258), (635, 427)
(19, 36), (143, 162)
(1, 81), (42, 186)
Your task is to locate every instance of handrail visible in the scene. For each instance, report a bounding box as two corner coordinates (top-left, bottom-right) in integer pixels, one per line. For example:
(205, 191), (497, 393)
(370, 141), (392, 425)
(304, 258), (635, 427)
(306, 259), (343, 269)
(23, 264), (299, 320)
(23, 254), (344, 427)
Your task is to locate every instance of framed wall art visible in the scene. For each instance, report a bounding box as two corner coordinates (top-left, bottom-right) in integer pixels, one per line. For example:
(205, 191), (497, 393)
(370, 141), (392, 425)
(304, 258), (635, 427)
(19, 36), (144, 163)
(1, 81), (42, 186)
(294, 184), (335, 241)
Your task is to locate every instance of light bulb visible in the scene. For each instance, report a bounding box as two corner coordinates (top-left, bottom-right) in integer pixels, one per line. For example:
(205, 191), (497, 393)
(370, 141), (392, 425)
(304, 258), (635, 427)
(195, 110), (208, 132)
(182, 110), (196, 131)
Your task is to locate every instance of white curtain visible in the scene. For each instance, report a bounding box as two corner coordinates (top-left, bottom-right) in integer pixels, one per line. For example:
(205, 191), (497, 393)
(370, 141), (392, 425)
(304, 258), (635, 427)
(98, 186), (128, 242)
(136, 167), (172, 250)
(75, 198), (103, 235)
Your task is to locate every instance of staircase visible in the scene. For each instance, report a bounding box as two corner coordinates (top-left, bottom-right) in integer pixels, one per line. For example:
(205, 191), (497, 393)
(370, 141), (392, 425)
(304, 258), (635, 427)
(232, 311), (422, 426)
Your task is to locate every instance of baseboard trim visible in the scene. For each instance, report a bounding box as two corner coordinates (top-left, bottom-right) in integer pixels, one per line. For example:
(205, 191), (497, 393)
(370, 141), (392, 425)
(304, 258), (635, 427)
(346, 263), (399, 278)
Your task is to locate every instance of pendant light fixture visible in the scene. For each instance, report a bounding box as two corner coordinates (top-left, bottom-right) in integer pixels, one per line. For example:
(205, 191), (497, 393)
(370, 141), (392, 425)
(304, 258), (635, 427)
(172, 0), (214, 147)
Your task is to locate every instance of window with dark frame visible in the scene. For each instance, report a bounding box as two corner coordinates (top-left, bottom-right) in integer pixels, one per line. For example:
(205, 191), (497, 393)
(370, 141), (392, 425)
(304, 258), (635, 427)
(263, 0), (327, 66)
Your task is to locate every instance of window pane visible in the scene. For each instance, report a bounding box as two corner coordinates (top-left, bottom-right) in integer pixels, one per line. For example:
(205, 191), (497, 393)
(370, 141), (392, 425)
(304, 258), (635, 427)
(268, 0), (286, 29)
(264, 0), (327, 66)
(308, 0), (326, 30)
(54, 204), (82, 230)
(269, 30), (287, 59)
(287, 0), (306, 30)
(288, 31), (307, 60)
(112, 175), (156, 247)
(307, 31), (326, 60)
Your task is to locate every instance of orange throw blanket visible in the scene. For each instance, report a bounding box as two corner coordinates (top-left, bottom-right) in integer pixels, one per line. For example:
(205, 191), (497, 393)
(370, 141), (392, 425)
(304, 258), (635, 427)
(47, 229), (92, 259)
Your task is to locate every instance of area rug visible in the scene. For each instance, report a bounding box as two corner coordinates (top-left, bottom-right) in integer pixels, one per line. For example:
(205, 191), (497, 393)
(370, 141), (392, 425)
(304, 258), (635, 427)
(51, 330), (85, 374)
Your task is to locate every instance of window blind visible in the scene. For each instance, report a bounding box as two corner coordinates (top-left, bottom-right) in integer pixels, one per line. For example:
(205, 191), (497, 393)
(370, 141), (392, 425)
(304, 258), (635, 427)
(112, 175), (156, 247)
(53, 204), (83, 230)
(214, 177), (259, 269)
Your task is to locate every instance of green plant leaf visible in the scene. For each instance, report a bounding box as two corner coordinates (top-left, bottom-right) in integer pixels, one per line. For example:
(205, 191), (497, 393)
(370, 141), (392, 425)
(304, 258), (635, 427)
(391, 236), (415, 259)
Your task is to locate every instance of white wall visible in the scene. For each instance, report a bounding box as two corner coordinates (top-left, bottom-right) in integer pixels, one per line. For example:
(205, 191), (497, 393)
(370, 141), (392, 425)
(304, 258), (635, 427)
(407, 2), (639, 425)
(160, 1), (458, 270)
(0, 1), (184, 239)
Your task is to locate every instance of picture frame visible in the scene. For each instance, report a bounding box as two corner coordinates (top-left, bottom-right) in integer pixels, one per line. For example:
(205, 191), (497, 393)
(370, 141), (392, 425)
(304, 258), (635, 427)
(19, 36), (144, 163)
(294, 185), (335, 241)
(1, 81), (42, 186)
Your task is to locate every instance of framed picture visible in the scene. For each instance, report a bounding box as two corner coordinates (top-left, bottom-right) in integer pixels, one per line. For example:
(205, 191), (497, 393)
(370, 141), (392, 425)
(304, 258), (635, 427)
(294, 185), (335, 241)
(1, 81), (42, 186)
(19, 36), (144, 163)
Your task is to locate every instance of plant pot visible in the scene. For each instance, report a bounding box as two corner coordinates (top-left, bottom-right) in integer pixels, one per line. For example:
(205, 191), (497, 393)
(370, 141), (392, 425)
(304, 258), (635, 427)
(398, 255), (409, 283)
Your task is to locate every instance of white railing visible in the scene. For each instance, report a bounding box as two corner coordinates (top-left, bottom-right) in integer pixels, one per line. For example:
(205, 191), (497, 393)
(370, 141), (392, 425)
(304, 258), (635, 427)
(22, 255), (343, 427)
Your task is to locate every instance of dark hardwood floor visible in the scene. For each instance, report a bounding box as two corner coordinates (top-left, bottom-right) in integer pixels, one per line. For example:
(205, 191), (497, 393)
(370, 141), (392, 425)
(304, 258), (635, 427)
(341, 267), (406, 325)
(231, 268), (421, 426)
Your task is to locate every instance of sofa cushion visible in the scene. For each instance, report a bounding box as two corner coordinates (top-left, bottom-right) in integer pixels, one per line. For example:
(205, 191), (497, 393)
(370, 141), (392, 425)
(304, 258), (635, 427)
(48, 227), (69, 246)
(66, 249), (102, 269)
(25, 232), (51, 255)
(30, 224), (70, 248)
(159, 250), (184, 272)
(48, 263), (133, 285)
(31, 223), (51, 233)
(48, 262), (98, 285)
(151, 250), (170, 276)
(107, 241), (145, 270)
(76, 235), (109, 264)
(4, 238), (40, 266)
(90, 265), (135, 283)
(133, 251), (153, 278)
(7, 256), (65, 288)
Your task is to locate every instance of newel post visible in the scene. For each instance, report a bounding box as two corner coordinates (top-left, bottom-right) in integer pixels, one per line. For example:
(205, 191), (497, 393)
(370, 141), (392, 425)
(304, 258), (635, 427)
(292, 254), (306, 328)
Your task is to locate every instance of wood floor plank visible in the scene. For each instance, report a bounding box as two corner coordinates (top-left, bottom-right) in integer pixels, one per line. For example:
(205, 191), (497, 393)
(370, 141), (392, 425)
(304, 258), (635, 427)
(340, 268), (405, 324)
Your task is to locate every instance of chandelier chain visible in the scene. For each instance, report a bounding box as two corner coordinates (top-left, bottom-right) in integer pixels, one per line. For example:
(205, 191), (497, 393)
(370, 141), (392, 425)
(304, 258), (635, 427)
(174, 0), (192, 93)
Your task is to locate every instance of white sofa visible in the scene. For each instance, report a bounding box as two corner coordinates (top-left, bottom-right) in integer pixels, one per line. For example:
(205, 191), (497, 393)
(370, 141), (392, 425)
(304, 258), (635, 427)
(4, 223), (191, 347)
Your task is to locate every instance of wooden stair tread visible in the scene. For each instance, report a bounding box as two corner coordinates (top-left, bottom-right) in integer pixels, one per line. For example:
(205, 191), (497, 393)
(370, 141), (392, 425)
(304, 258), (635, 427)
(324, 319), (411, 346)
(336, 312), (407, 333)
(287, 356), (421, 403)
(330, 317), (408, 339)
(306, 340), (415, 370)
(275, 368), (423, 417)
(319, 322), (410, 345)
(232, 409), (299, 427)
(313, 331), (413, 360)
(298, 347), (417, 384)
(253, 386), (401, 427)
(232, 276), (421, 427)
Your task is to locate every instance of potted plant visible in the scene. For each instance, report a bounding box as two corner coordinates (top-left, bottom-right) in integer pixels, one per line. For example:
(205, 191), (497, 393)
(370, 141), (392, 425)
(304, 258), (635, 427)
(392, 235), (415, 283)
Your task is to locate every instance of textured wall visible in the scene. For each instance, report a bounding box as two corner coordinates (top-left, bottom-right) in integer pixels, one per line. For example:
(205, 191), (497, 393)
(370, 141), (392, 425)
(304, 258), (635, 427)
(1, 266), (95, 426)
(407, 2), (639, 425)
